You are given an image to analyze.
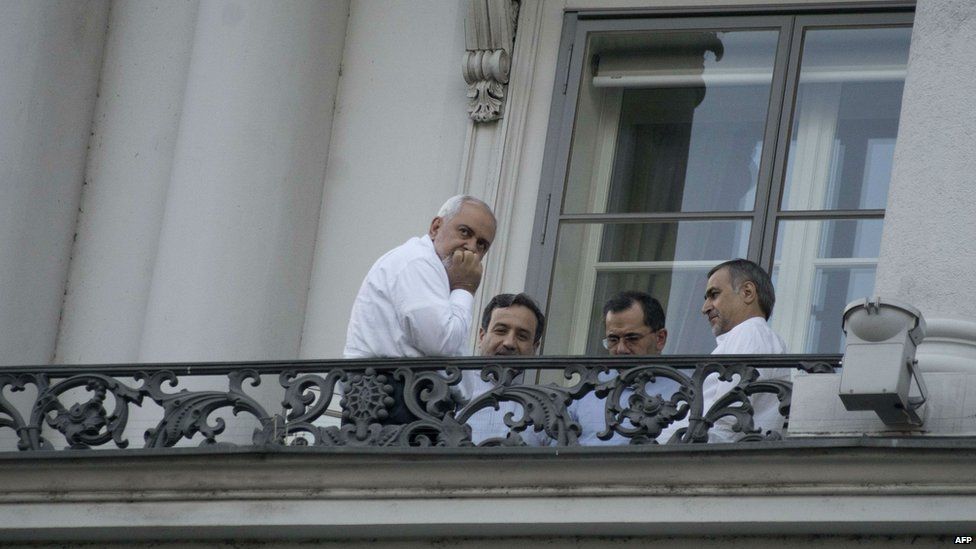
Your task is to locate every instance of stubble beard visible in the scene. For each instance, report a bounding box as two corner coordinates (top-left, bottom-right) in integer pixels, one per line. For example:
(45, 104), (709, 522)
(711, 317), (730, 337)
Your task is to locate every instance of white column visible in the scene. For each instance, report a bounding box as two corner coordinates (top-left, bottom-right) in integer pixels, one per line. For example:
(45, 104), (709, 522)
(0, 1), (109, 365)
(138, 0), (348, 362)
(300, 1), (471, 358)
(875, 0), (976, 371)
(55, 1), (199, 364)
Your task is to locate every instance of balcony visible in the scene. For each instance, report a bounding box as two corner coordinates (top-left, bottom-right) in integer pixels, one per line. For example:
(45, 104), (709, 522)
(1, 355), (842, 451)
(1, 356), (973, 544)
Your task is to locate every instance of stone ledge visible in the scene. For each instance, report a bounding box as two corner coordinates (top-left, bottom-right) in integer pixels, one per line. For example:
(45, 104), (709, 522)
(0, 440), (975, 541)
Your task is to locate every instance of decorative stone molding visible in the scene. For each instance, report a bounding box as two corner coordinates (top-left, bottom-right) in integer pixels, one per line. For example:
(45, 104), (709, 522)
(463, 0), (520, 122)
(458, 0), (553, 349)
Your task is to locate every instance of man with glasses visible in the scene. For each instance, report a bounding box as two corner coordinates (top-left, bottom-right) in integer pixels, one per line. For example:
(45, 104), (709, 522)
(570, 291), (675, 445)
(602, 291), (668, 356)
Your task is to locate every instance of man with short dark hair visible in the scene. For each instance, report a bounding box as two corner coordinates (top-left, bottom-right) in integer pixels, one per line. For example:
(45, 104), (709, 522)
(702, 259), (783, 352)
(572, 291), (675, 445)
(602, 291), (667, 356)
(701, 258), (787, 442)
(462, 292), (548, 445)
(477, 293), (545, 357)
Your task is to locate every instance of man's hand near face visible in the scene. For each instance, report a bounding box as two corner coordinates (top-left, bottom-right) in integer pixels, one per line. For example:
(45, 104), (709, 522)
(344, 196), (497, 424)
(446, 249), (482, 294)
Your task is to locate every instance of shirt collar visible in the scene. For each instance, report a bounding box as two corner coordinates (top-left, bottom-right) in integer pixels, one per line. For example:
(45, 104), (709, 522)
(714, 316), (766, 345)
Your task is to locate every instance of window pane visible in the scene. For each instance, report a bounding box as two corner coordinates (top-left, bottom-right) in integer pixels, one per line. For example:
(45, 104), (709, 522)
(562, 29), (779, 214)
(771, 219), (883, 353)
(546, 221), (749, 355)
(599, 219), (751, 262)
(781, 26), (911, 211)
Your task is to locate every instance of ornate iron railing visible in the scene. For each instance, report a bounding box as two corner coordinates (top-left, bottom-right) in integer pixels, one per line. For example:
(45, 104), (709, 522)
(0, 355), (838, 452)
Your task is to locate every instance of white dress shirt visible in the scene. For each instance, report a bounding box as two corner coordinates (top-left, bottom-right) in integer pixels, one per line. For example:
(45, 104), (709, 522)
(343, 235), (474, 358)
(460, 372), (549, 446)
(569, 370), (680, 446)
(712, 316), (787, 355)
(705, 316), (788, 442)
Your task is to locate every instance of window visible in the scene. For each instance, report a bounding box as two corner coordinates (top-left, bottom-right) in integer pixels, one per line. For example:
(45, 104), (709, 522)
(527, 10), (913, 355)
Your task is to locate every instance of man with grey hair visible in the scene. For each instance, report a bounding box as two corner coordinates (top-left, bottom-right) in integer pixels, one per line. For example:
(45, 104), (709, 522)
(345, 194), (496, 358)
(344, 195), (496, 422)
(700, 258), (787, 441)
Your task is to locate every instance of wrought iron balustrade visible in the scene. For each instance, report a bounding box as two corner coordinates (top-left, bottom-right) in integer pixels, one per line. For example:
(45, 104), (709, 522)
(0, 355), (838, 452)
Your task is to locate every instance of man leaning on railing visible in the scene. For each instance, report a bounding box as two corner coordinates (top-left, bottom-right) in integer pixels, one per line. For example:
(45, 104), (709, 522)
(570, 291), (675, 445)
(342, 194), (496, 424)
(460, 292), (549, 446)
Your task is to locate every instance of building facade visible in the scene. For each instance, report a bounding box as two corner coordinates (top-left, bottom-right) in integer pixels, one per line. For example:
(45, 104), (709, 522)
(1, 0), (975, 545)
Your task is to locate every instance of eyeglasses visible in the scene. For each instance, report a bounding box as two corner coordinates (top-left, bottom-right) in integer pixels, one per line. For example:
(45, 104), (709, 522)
(602, 330), (656, 350)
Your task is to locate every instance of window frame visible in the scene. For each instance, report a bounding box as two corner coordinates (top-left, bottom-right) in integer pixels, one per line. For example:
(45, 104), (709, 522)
(759, 11), (913, 267)
(525, 4), (915, 353)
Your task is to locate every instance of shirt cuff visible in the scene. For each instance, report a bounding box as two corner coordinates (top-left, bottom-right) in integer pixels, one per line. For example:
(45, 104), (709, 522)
(449, 288), (475, 309)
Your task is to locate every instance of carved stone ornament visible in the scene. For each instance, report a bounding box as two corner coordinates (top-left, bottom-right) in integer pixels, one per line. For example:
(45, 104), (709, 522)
(463, 0), (520, 122)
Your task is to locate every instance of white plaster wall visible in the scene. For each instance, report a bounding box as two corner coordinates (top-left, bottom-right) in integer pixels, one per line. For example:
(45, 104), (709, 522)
(138, 0), (348, 361)
(0, 1), (109, 365)
(874, 0), (976, 321)
(301, 1), (470, 358)
(54, 0), (199, 364)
